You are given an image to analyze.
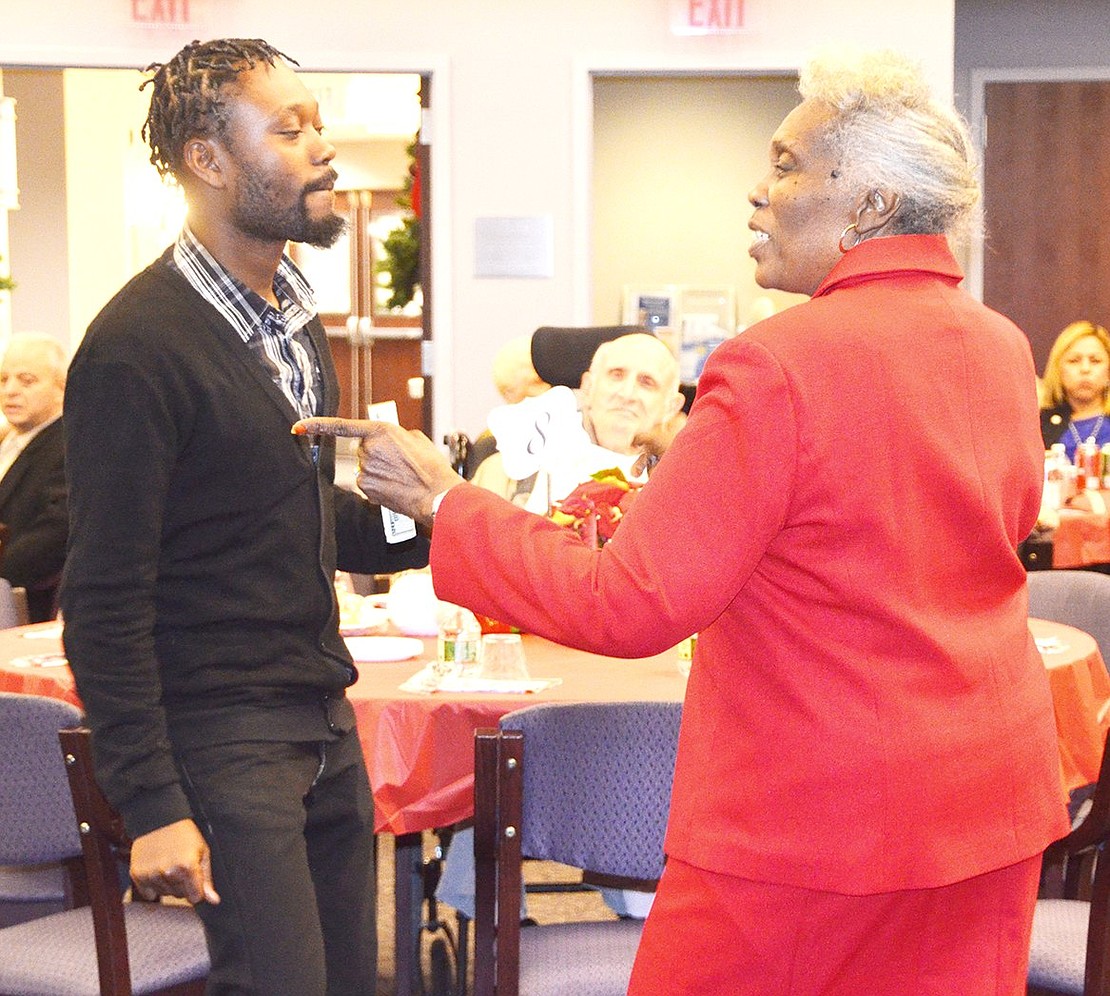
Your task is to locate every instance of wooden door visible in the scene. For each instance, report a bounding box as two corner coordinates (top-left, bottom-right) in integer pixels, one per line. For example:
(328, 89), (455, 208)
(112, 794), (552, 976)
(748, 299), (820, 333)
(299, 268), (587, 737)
(416, 75), (433, 434)
(982, 81), (1110, 372)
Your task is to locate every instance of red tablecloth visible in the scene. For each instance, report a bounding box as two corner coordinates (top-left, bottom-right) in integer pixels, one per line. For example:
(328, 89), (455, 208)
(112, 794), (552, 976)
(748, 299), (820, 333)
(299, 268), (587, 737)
(0, 625), (688, 833)
(1050, 506), (1110, 568)
(1, 619), (1105, 820)
(1031, 617), (1110, 791)
(347, 636), (686, 833)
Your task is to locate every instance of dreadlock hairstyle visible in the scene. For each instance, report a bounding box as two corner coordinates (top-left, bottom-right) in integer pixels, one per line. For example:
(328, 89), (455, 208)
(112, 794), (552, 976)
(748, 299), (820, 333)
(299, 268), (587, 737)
(140, 38), (297, 182)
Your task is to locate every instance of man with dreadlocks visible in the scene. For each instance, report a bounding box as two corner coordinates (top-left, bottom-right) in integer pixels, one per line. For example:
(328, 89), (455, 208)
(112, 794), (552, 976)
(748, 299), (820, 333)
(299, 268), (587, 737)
(59, 38), (426, 993)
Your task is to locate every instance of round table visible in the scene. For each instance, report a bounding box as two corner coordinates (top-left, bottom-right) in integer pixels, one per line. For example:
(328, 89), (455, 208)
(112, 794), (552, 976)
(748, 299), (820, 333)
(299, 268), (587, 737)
(1030, 616), (1110, 792)
(1, 618), (1104, 995)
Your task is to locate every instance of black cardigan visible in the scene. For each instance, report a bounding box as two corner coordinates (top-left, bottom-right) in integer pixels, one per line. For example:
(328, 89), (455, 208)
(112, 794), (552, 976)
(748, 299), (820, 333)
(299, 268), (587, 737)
(61, 249), (428, 835)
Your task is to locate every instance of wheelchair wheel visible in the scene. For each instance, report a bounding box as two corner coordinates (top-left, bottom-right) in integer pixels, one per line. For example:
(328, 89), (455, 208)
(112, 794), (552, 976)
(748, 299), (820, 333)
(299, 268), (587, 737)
(427, 933), (455, 996)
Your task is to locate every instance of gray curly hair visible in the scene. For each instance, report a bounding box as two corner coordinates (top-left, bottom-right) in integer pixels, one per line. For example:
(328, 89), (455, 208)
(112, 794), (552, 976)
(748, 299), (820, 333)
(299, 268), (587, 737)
(800, 50), (980, 245)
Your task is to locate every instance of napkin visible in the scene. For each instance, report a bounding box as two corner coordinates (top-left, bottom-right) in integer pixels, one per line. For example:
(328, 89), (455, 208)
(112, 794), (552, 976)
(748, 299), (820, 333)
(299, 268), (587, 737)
(398, 664), (561, 695)
(9, 653), (68, 668)
(436, 675), (562, 694)
(21, 623), (64, 640)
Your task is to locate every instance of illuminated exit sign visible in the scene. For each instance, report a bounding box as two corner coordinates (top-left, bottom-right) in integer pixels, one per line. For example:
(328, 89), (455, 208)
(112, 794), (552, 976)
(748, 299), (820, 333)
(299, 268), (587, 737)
(131, 0), (191, 25)
(671, 0), (746, 35)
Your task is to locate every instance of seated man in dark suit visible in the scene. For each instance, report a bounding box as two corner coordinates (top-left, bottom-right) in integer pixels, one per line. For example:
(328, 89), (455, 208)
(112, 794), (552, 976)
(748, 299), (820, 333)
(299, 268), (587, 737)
(0, 332), (68, 621)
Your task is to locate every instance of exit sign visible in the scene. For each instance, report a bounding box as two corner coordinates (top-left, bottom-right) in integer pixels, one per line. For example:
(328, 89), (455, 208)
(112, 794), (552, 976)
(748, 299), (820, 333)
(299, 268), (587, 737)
(131, 0), (191, 25)
(671, 0), (746, 35)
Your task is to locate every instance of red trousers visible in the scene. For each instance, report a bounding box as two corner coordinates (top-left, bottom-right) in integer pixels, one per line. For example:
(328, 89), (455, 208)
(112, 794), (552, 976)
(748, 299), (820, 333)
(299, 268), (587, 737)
(628, 854), (1041, 995)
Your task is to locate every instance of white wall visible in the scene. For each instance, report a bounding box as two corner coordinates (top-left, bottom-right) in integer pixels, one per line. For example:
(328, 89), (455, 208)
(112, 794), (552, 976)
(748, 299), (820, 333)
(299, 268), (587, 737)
(0, 0), (956, 439)
(954, 0), (1110, 116)
(64, 70), (156, 343)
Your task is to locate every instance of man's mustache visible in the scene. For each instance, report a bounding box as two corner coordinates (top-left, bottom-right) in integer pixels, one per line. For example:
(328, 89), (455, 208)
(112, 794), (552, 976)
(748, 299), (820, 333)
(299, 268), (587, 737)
(304, 169), (339, 195)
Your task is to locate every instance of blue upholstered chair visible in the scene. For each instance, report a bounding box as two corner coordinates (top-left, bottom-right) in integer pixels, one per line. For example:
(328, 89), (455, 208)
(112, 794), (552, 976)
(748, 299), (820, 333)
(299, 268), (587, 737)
(1028, 569), (1110, 667)
(1028, 728), (1110, 996)
(0, 691), (83, 928)
(0, 698), (209, 995)
(472, 700), (682, 996)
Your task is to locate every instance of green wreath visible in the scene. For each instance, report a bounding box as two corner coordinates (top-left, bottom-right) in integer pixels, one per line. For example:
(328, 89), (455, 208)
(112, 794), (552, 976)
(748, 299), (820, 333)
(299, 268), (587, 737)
(379, 215), (419, 310)
(376, 139), (420, 311)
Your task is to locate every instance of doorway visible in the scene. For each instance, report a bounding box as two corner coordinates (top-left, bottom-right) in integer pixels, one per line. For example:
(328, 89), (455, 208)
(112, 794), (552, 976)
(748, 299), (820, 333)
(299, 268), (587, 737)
(2, 66), (430, 430)
(591, 73), (803, 339)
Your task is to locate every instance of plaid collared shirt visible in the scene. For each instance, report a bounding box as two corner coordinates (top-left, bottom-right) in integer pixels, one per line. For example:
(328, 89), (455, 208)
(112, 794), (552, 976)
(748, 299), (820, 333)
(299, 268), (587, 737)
(171, 226), (323, 420)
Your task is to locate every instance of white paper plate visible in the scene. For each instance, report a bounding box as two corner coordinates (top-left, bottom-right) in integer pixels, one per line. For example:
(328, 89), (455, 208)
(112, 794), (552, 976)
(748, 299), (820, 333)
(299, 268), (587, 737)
(9, 653), (69, 668)
(21, 623), (64, 640)
(344, 636), (424, 663)
(1035, 636), (1069, 655)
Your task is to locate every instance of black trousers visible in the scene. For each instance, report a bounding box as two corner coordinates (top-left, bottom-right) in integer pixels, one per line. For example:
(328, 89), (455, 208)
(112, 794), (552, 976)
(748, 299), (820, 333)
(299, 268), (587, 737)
(177, 728), (377, 995)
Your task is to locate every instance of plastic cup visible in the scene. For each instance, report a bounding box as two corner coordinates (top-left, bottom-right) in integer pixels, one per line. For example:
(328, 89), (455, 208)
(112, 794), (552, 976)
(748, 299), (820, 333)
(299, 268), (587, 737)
(478, 633), (530, 681)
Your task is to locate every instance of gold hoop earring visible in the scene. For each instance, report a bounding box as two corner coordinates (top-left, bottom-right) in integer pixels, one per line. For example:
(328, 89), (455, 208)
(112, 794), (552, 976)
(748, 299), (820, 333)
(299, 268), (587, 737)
(838, 223), (860, 254)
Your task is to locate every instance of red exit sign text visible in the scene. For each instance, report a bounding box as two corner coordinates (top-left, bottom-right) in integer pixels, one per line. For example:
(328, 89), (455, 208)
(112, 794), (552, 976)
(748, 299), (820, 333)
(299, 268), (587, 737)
(673, 0), (746, 35)
(131, 0), (191, 25)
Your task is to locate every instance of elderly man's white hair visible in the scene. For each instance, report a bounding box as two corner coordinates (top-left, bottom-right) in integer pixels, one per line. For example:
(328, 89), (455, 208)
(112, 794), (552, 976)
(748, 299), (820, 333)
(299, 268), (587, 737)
(4, 332), (69, 386)
(588, 333), (681, 396)
(800, 49), (981, 247)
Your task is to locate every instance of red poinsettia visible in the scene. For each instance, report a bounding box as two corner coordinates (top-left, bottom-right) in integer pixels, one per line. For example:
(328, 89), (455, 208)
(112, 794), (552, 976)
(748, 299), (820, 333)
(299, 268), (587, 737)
(549, 468), (641, 547)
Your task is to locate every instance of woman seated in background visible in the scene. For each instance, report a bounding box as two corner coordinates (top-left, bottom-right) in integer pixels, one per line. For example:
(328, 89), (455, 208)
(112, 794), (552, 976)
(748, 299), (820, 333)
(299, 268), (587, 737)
(1040, 319), (1110, 460)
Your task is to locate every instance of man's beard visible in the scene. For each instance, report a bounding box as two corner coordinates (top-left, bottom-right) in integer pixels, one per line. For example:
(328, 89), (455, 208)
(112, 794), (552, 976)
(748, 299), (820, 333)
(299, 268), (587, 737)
(233, 165), (348, 248)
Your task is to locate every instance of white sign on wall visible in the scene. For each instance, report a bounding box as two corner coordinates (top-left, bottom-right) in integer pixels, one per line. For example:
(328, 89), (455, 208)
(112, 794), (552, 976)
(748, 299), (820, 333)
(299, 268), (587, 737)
(474, 216), (554, 279)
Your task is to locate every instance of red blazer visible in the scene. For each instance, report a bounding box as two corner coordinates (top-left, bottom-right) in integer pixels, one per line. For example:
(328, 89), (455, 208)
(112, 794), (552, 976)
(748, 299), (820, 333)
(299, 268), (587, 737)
(432, 234), (1068, 894)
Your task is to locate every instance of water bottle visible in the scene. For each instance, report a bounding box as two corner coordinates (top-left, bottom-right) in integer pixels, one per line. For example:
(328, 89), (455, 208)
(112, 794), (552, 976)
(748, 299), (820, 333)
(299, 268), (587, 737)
(436, 608), (480, 677)
(1044, 450), (1063, 511)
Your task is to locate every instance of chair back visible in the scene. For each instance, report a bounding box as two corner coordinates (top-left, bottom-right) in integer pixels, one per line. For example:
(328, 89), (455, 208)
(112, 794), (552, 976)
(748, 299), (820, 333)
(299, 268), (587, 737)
(59, 727), (209, 996)
(0, 692), (84, 865)
(1030, 728), (1110, 996)
(59, 727), (134, 994)
(530, 326), (643, 389)
(1028, 570), (1110, 665)
(473, 700), (682, 996)
(504, 700), (680, 881)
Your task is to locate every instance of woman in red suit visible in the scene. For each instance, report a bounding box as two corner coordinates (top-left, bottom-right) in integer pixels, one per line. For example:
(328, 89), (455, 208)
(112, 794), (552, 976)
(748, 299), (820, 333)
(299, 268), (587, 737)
(303, 50), (1068, 995)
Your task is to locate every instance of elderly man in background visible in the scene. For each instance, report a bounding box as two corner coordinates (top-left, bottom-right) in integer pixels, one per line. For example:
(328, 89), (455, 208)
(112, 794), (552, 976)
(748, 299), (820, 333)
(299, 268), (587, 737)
(472, 331), (685, 508)
(0, 332), (68, 621)
(436, 331), (685, 923)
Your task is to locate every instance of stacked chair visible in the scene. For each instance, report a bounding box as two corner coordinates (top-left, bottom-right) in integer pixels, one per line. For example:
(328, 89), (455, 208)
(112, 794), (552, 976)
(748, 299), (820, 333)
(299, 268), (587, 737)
(1028, 728), (1110, 996)
(0, 692), (209, 995)
(0, 692), (84, 929)
(472, 700), (681, 996)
